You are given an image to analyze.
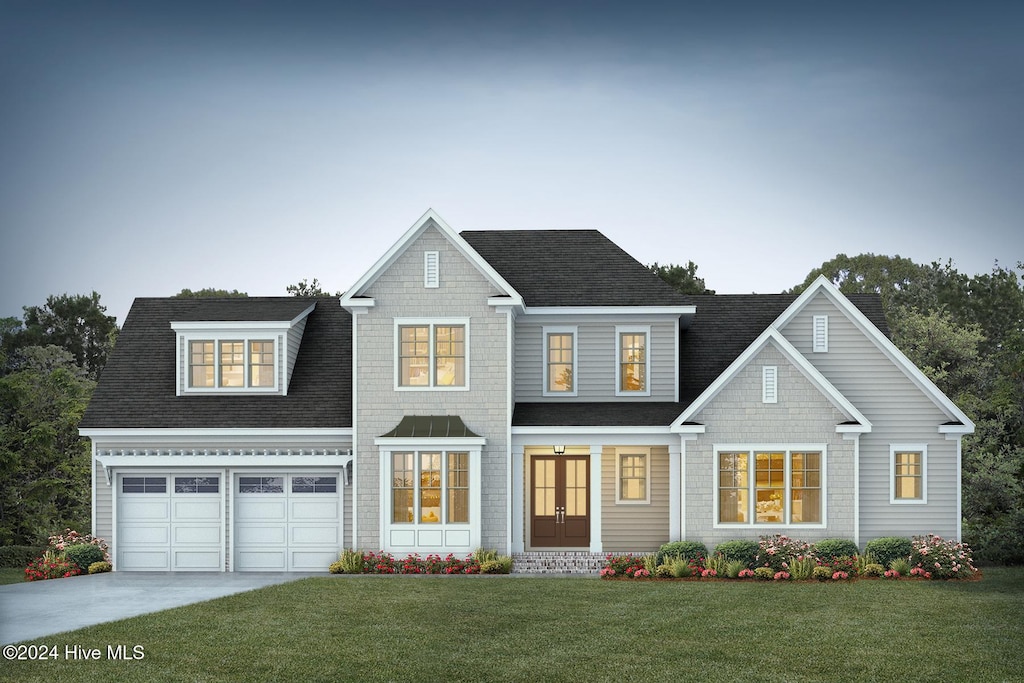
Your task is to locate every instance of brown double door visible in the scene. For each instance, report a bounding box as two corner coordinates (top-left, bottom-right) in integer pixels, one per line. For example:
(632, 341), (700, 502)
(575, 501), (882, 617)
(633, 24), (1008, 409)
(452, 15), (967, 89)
(530, 455), (590, 548)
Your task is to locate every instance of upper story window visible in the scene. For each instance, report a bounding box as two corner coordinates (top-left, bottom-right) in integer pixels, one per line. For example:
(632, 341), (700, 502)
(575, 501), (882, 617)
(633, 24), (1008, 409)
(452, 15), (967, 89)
(188, 339), (277, 390)
(396, 320), (468, 390)
(616, 325), (650, 396)
(543, 326), (577, 396)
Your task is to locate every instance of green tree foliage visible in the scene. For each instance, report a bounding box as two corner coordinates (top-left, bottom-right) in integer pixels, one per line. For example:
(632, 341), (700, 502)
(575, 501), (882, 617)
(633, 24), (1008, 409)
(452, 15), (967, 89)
(788, 253), (927, 312)
(286, 278), (340, 297)
(1, 292), (118, 380)
(172, 288), (248, 298)
(649, 262), (715, 295)
(0, 346), (93, 544)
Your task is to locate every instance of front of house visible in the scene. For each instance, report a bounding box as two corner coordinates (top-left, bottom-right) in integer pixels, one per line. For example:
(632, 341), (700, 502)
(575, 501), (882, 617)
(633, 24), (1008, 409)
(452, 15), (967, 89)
(79, 210), (974, 571)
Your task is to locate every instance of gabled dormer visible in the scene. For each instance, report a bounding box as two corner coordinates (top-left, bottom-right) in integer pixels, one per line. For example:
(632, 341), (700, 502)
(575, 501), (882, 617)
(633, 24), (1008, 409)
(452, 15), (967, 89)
(171, 300), (316, 396)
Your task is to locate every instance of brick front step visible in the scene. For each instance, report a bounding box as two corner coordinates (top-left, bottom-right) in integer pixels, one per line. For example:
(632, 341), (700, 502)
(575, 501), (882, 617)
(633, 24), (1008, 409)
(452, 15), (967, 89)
(511, 551), (608, 575)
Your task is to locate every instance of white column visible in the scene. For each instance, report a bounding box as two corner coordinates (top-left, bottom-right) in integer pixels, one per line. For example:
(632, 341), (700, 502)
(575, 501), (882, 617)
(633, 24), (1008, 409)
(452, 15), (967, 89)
(669, 441), (681, 542)
(511, 449), (525, 553)
(589, 443), (602, 552)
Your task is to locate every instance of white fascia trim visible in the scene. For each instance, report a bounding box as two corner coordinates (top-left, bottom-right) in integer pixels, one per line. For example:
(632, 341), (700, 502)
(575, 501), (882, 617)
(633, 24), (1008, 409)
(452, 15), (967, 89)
(939, 423), (973, 435)
(512, 425), (673, 436)
(674, 424), (707, 435)
(772, 275), (975, 432)
(339, 209), (522, 306)
(524, 306), (696, 316)
(81, 428), (353, 439)
(96, 454), (353, 469)
(373, 436), (487, 447)
(671, 328), (871, 430)
(488, 296), (525, 310)
(171, 320), (293, 331)
(836, 423), (872, 434)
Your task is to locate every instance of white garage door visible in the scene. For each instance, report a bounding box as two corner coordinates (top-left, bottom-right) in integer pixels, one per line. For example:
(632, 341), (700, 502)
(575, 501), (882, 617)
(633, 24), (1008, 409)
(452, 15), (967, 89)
(117, 474), (223, 571)
(234, 474), (340, 571)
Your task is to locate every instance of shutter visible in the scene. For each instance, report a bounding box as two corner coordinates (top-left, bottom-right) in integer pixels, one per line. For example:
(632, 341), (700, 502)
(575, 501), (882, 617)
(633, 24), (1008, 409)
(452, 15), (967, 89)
(424, 251), (440, 288)
(813, 315), (828, 352)
(762, 366), (778, 404)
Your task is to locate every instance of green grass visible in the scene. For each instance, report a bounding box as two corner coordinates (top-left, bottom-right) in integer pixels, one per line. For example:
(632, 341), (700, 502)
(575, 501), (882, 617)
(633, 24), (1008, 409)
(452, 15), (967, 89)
(0, 568), (25, 585)
(4, 569), (1023, 682)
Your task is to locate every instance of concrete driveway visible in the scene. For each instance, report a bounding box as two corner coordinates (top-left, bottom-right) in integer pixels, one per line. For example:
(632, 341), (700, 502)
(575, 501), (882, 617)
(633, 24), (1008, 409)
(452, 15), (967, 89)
(0, 571), (317, 645)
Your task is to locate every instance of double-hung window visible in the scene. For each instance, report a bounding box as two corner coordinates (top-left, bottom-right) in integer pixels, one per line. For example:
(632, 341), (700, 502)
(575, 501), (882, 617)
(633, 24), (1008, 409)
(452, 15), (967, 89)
(396, 321), (468, 389)
(187, 338), (277, 390)
(616, 325), (650, 395)
(716, 447), (824, 526)
(391, 451), (470, 524)
(890, 445), (926, 503)
(543, 326), (577, 396)
(617, 450), (650, 503)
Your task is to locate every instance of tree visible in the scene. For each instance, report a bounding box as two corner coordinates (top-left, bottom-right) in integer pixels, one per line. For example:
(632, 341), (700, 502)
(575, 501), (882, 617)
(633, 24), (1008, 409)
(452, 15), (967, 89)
(286, 278), (340, 297)
(649, 262), (715, 295)
(172, 288), (248, 298)
(0, 346), (93, 544)
(2, 292), (118, 380)
(788, 253), (928, 312)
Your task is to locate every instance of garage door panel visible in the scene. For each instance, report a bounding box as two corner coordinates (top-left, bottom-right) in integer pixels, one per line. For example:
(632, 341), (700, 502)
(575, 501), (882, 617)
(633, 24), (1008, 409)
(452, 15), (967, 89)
(121, 500), (170, 519)
(237, 500), (287, 520)
(120, 550), (170, 570)
(120, 524), (171, 545)
(236, 550), (287, 571)
(290, 500), (338, 519)
(290, 525), (339, 545)
(235, 524), (287, 545)
(173, 551), (222, 570)
(173, 500), (221, 519)
(173, 525), (221, 545)
(290, 550), (337, 570)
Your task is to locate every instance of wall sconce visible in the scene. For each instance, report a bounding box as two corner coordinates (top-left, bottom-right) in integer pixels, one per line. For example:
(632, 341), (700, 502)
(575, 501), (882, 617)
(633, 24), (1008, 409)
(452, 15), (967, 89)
(553, 445), (566, 455)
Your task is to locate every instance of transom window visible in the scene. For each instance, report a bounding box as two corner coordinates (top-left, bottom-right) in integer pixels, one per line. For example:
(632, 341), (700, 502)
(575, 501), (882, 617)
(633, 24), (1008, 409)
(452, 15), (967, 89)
(239, 476), (284, 494)
(717, 448), (823, 525)
(122, 477), (167, 493)
(616, 326), (650, 395)
(397, 322), (467, 388)
(188, 338), (276, 389)
(174, 476), (219, 493)
(891, 445), (926, 503)
(544, 328), (576, 395)
(618, 452), (649, 503)
(292, 476), (337, 493)
(392, 451), (470, 524)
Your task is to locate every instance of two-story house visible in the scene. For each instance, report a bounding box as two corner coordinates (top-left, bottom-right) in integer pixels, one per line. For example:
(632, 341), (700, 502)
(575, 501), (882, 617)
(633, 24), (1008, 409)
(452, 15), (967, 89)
(79, 210), (974, 572)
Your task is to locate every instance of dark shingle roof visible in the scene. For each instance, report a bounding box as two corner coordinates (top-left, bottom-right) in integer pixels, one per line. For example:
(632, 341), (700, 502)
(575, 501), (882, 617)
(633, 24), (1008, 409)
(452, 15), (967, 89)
(80, 297), (351, 429)
(460, 229), (689, 307)
(513, 402), (686, 427)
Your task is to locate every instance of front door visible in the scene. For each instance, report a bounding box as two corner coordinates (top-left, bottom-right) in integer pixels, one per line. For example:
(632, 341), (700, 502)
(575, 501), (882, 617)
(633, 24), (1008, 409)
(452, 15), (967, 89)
(530, 455), (590, 547)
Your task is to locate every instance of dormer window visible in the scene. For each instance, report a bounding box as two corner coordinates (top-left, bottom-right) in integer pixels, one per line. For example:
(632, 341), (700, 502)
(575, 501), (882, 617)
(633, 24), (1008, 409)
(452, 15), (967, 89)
(187, 338), (278, 390)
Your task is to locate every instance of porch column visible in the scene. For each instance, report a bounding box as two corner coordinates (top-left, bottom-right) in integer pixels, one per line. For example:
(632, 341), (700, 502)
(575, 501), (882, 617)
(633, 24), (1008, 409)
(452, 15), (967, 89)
(589, 443), (602, 552)
(669, 441), (681, 542)
(511, 448), (525, 553)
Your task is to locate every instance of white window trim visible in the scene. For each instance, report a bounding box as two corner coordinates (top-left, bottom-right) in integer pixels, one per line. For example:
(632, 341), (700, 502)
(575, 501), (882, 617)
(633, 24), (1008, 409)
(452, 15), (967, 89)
(890, 443), (928, 504)
(615, 447), (652, 504)
(393, 318), (471, 391)
(424, 251), (440, 288)
(542, 325), (578, 397)
(712, 444), (828, 529)
(813, 315), (829, 353)
(762, 366), (778, 404)
(178, 333), (282, 395)
(615, 325), (652, 397)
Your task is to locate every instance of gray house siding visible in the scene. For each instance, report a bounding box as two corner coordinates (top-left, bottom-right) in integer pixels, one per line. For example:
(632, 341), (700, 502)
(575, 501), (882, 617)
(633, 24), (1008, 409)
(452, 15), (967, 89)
(353, 224), (510, 551)
(514, 317), (677, 401)
(779, 292), (959, 541)
(601, 445), (670, 552)
(684, 343), (856, 549)
(94, 458), (113, 544)
(286, 317), (307, 387)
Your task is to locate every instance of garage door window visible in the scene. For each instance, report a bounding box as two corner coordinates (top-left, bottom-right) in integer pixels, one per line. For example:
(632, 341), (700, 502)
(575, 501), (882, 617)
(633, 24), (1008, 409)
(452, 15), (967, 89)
(292, 476), (337, 493)
(174, 476), (220, 493)
(122, 477), (167, 493)
(239, 476), (284, 493)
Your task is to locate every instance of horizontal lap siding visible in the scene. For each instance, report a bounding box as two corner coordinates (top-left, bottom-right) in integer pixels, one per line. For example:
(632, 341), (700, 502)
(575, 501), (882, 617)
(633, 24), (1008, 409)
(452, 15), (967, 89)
(514, 319), (676, 401)
(286, 318), (307, 386)
(601, 446), (670, 552)
(685, 344), (855, 549)
(781, 293), (959, 541)
(94, 458), (113, 543)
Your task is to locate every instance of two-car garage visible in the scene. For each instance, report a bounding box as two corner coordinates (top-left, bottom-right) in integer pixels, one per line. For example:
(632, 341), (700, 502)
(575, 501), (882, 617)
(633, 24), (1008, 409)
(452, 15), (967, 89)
(115, 472), (342, 572)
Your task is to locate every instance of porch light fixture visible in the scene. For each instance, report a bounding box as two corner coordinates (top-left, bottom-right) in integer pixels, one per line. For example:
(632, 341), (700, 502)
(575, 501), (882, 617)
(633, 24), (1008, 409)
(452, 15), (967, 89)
(553, 445), (566, 455)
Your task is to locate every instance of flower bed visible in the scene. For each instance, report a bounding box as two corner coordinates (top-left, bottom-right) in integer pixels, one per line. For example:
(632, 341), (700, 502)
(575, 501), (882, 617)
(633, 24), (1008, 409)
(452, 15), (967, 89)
(329, 549), (513, 575)
(24, 529), (110, 582)
(599, 534), (981, 582)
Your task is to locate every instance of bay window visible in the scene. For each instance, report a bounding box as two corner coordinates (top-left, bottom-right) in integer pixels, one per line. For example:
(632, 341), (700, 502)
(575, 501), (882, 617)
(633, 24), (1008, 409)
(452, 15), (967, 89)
(716, 447), (824, 526)
(391, 451), (470, 524)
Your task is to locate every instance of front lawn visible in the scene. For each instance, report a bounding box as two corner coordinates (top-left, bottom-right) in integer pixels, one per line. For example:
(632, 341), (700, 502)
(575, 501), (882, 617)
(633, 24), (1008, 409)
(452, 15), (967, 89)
(4, 569), (1023, 682)
(0, 568), (25, 585)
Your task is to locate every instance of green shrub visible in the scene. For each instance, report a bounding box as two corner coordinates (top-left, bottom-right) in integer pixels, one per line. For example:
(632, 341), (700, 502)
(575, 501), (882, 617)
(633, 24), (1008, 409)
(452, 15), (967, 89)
(714, 540), (759, 568)
(656, 541), (709, 565)
(862, 563), (885, 577)
(755, 535), (814, 572)
(335, 549), (365, 574)
(642, 553), (659, 574)
(813, 538), (860, 560)
(64, 544), (106, 571)
(812, 565), (834, 581)
(703, 553), (729, 576)
(853, 552), (878, 574)
(888, 557), (912, 576)
(754, 567), (774, 580)
(964, 513), (1024, 565)
(0, 545), (47, 568)
(669, 558), (695, 578)
(655, 564), (673, 578)
(88, 561), (111, 574)
(329, 560), (345, 574)
(910, 534), (977, 579)
(479, 556), (513, 574)
(725, 559), (747, 579)
(789, 556), (816, 581)
(865, 537), (913, 567)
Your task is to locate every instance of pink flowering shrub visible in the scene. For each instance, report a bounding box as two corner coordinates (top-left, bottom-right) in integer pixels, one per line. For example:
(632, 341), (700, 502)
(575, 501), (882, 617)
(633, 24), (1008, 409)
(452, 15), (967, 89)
(883, 569), (901, 579)
(738, 568), (755, 579)
(909, 567), (933, 579)
(47, 529), (110, 560)
(910, 534), (977, 579)
(601, 554), (647, 578)
(774, 571), (791, 581)
(755, 534), (814, 573)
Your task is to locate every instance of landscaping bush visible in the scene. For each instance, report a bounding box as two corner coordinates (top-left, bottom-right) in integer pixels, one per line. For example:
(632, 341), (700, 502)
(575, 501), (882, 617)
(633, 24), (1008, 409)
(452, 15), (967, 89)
(910, 534), (977, 579)
(25, 551), (81, 581)
(656, 541), (709, 565)
(813, 538), (860, 560)
(725, 560), (746, 579)
(479, 554), (513, 574)
(789, 556), (816, 581)
(600, 555), (648, 578)
(713, 540), (759, 568)
(0, 545), (46, 568)
(754, 567), (774, 580)
(812, 565), (834, 581)
(88, 561), (111, 574)
(333, 549), (365, 574)
(862, 563), (885, 577)
(754, 534), (813, 572)
(864, 536), (913, 567)
(889, 558), (911, 576)
(64, 544), (106, 571)
(964, 512), (1024, 565)
(669, 558), (696, 578)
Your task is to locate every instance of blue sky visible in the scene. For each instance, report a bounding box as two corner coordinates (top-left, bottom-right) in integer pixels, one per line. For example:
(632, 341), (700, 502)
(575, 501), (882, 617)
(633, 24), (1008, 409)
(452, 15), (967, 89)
(2, 1), (1022, 324)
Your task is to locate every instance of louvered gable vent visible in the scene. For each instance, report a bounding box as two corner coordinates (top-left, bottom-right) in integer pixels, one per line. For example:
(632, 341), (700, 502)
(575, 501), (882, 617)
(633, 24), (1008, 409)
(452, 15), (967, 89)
(813, 315), (828, 352)
(762, 366), (778, 404)
(424, 251), (440, 288)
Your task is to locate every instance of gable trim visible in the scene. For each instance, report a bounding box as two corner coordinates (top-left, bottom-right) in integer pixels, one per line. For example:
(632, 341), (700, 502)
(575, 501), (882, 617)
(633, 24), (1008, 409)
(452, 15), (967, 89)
(773, 275), (974, 431)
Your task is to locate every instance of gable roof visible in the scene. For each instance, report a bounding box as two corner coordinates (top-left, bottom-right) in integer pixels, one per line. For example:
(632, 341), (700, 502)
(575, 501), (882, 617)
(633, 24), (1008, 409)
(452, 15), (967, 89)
(80, 297), (351, 430)
(461, 229), (689, 307)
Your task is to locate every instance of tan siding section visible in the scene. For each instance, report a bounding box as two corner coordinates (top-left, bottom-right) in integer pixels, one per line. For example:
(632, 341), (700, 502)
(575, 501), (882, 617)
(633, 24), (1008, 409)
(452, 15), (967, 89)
(601, 446), (670, 552)
(780, 292), (959, 540)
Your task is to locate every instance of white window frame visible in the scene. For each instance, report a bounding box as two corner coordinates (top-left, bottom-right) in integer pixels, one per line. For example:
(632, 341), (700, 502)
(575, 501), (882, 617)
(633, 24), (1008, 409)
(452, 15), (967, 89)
(179, 333), (281, 395)
(712, 444), (827, 529)
(424, 251), (440, 288)
(813, 315), (829, 353)
(394, 318), (470, 391)
(890, 443), (928, 504)
(762, 366), (778, 404)
(615, 448), (651, 504)
(615, 325), (651, 396)
(542, 325), (578, 397)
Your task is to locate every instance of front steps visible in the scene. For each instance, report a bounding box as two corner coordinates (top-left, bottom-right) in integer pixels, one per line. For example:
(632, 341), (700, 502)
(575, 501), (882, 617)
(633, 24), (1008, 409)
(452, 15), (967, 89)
(511, 551), (607, 574)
